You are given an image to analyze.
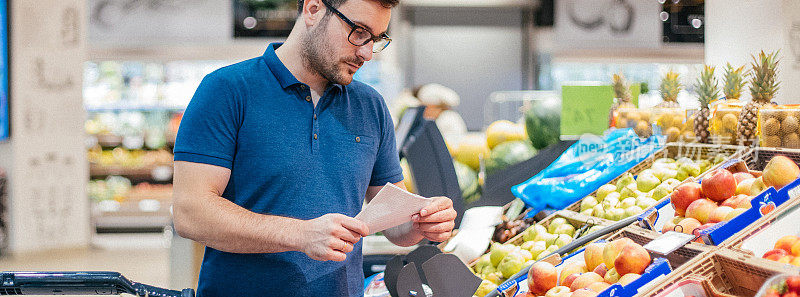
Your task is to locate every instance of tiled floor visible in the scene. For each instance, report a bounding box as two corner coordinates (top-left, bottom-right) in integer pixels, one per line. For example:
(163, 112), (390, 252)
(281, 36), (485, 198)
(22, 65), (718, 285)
(0, 233), (172, 296)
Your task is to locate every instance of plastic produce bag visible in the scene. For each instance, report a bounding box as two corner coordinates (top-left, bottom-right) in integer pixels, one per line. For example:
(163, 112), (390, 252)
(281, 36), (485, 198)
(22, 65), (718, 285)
(511, 128), (665, 212)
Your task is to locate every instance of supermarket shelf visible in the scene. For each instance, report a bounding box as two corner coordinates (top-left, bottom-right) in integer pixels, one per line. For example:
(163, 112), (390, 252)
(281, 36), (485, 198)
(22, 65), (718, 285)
(94, 215), (172, 233)
(90, 163), (174, 181)
(88, 39), (279, 61)
(85, 103), (185, 113)
(402, 0), (538, 8)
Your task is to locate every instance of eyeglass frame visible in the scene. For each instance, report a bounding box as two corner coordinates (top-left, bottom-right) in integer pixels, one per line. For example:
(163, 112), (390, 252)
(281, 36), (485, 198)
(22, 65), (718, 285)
(320, 0), (392, 53)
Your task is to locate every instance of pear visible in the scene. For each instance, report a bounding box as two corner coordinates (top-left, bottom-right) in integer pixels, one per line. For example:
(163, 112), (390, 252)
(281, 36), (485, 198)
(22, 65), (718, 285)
(581, 196), (599, 211)
(596, 184), (618, 200)
(616, 173), (635, 191)
(490, 243), (514, 266)
(637, 172), (661, 192)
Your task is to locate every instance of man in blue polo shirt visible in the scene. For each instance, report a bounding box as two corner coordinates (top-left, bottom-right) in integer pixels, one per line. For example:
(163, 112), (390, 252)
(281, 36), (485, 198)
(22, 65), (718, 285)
(171, 0), (457, 296)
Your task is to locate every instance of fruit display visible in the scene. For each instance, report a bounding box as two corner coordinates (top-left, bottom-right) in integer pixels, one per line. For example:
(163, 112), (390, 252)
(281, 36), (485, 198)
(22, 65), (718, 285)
(738, 50), (781, 146)
(572, 154), (726, 221)
(759, 106), (800, 149)
(88, 147), (174, 168)
(487, 120), (527, 150)
(486, 141), (537, 175)
(472, 214), (607, 287)
(518, 238), (653, 297)
(455, 120), (538, 176)
(761, 235), (800, 266)
(89, 176), (171, 202)
(709, 64), (748, 145)
(659, 156), (799, 238)
(692, 65), (719, 144)
(609, 73), (636, 129)
(493, 216), (536, 244)
(657, 71), (682, 109)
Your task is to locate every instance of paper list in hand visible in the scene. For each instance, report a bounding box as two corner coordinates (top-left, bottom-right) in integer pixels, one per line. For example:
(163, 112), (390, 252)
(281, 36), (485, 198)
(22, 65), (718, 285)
(355, 183), (432, 234)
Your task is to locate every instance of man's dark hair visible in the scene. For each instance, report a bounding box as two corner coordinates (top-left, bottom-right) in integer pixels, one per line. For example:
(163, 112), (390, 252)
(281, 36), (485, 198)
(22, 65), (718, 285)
(297, 0), (399, 15)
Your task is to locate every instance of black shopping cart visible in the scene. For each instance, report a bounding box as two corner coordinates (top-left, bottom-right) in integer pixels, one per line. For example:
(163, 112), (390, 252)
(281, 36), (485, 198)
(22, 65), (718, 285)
(0, 271), (194, 296)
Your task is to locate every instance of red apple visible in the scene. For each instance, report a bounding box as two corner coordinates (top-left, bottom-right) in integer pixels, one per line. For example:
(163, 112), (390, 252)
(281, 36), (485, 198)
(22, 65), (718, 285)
(733, 172), (755, 184)
(562, 273), (581, 288)
(787, 275), (800, 293)
(592, 263), (608, 278)
(528, 261), (558, 295)
(570, 272), (604, 291)
(676, 218), (702, 235)
(614, 243), (651, 276)
(775, 235), (800, 253)
(702, 169), (737, 202)
(671, 183), (703, 216)
(662, 220), (677, 233)
(721, 194), (752, 209)
(685, 199), (718, 224)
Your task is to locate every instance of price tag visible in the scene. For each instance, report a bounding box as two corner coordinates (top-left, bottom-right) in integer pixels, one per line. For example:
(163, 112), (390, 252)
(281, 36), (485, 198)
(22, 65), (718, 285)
(122, 135), (145, 150)
(643, 231), (695, 256)
(789, 184), (800, 200)
(151, 166), (173, 181)
(561, 85), (640, 136)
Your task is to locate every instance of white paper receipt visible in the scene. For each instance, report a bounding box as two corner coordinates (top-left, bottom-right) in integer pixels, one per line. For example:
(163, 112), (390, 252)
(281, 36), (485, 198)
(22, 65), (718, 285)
(355, 183), (432, 234)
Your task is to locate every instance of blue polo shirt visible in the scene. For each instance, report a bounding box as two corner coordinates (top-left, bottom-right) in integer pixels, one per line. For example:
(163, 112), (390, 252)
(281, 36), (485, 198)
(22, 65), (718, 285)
(174, 43), (404, 297)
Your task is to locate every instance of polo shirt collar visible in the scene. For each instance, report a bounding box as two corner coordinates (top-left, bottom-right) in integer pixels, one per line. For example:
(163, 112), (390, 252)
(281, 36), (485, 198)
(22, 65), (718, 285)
(263, 43), (344, 92)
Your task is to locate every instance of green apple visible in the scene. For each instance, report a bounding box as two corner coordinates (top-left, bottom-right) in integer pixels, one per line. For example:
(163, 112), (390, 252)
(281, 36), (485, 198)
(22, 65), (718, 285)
(616, 173), (635, 191)
(554, 223), (576, 237)
(624, 206), (643, 218)
(637, 172), (661, 192)
(620, 197), (637, 209)
(554, 234), (573, 248)
(596, 184), (617, 200)
(592, 204), (606, 219)
(580, 208), (594, 216)
(490, 243), (513, 266)
(581, 196), (599, 211)
(637, 197), (658, 209)
(548, 218), (568, 233)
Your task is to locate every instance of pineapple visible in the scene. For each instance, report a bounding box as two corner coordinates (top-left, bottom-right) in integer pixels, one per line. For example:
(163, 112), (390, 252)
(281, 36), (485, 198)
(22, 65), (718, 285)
(737, 50), (780, 146)
(722, 63), (748, 101)
(609, 73), (635, 127)
(657, 71), (682, 108)
(694, 65), (720, 143)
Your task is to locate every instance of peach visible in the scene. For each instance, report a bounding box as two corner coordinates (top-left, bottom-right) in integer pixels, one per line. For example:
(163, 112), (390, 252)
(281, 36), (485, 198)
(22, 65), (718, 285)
(592, 263), (608, 278)
(776, 235), (800, 253)
(614, 243), (651, 276)
(584, 243), (606, 271)
(702, 169), (737, 202)
(528, 261), (558, 295)
(709, 206), (734, 223)
(676, 218), (702, 235)
(685, 199), (718, 224)
(570, 272), (604, 291)
(763, 156), (800, 190)
(618, 273), (641, 286)
(671, 183), (703, 216)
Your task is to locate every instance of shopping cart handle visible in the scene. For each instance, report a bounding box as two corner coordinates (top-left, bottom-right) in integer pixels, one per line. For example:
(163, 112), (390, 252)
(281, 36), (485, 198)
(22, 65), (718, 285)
(0, 271), (195, 297)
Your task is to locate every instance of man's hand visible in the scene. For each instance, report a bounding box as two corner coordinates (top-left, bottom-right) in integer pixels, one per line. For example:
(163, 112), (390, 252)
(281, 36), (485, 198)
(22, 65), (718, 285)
(412, 197), (457, 242)
(298, 213), (369, 262)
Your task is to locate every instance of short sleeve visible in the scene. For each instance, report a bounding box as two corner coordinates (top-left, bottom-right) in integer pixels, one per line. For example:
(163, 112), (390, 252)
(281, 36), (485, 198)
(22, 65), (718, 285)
(369, 97), (404, 186)
(173, 73), (242, 169)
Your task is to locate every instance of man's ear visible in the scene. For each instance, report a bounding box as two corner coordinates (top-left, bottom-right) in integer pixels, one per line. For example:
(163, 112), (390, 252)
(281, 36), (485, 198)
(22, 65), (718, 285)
(302, 0), (326, 27)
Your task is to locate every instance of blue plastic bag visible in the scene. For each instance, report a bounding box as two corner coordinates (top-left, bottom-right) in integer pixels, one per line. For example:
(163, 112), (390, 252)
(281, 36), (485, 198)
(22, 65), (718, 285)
(511, 128), (665, 213)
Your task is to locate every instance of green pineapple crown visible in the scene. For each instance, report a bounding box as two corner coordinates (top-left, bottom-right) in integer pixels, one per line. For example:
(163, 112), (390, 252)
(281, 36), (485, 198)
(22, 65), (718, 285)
(749, 50), (780, 103)
(722, 63), (748, 100)
(612, 73), (632, 102)
(695, 65), (720, 107)
(660, 70), (682, 102)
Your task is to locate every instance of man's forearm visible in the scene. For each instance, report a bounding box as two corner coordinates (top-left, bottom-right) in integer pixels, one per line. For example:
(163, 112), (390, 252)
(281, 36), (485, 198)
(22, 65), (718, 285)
(382, 221), (424, 247)
(174, 192), (303, 254)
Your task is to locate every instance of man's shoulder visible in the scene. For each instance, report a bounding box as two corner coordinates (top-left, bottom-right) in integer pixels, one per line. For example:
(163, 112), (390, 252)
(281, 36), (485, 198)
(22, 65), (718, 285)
(204, 57), (265, 84)
(346, 80), (385, 105)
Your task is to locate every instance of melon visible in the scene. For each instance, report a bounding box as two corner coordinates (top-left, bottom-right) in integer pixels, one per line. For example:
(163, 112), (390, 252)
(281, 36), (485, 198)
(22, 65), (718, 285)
(454, 161), (481, 203)
(525, 100), (561, 150)
(453, 134), (490, 171)
(485, 140), (537, 175)
(486, 120), (526, 149)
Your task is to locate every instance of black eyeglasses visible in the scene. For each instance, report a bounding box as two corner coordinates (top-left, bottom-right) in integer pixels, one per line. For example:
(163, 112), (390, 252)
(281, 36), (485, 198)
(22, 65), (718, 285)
(321, 0), (391, 53)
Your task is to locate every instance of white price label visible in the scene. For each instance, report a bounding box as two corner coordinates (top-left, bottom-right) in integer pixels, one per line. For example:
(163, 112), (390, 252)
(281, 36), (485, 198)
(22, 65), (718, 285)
(644, 231), (695, 256)
(790, 184), (800, 200)
(151, 166), (173, 181)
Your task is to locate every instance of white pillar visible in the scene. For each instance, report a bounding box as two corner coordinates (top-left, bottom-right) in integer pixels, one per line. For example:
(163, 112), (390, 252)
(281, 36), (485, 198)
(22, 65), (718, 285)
(705, 0), (798, 103)
(0, 0), (90, 253)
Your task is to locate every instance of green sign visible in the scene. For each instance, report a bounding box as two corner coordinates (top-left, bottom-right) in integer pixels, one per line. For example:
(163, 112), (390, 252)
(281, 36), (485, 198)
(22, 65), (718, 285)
(561, 85), (640, 136)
